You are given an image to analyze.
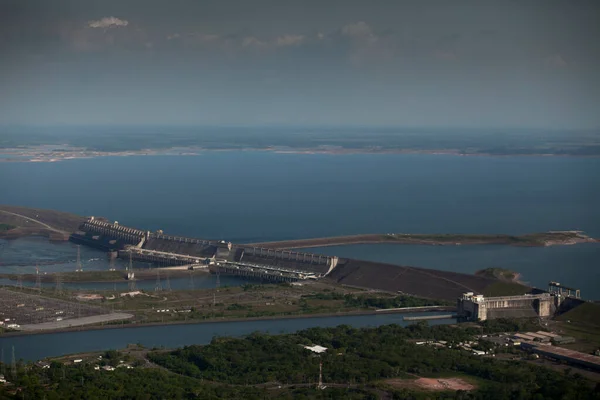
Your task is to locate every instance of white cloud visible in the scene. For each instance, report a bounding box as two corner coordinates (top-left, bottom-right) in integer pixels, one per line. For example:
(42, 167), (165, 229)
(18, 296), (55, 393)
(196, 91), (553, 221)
(242, 36), (267, 48)
(274, 35), (304, 47)
(88, 17), (129, 29)
(341, 21), (374, 39)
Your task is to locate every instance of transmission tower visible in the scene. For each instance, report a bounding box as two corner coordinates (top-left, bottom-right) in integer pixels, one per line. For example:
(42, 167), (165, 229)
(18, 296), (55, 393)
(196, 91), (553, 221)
(128, 251), (133, 271)
(16, 274), (23, 290)
(128, 278), (136, 292)
(55, 272), (63, 294)
(11, 346), (16, 379)
(318, 359), (323, 390)
(189, 271), (195, 290)
(76, 245), (83, 272)
(155, 269), (162, 292)
(165, 273), (171, 292)
(215, 265), (221, 291)
(35, 266), (41, 291)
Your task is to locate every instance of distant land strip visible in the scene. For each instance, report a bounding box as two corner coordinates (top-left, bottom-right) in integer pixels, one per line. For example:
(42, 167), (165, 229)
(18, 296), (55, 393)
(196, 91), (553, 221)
(0, 204), (597, 248)
(2, 144), (600, 163)
(246, 232), (598, 249)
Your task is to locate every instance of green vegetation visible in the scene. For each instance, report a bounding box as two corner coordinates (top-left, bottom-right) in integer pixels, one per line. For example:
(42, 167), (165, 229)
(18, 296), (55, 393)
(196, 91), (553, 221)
(556, 302), (600, 327)
(554, 303), (600, 352)
(146, 320), (597, 399)
(476, 268), (517, 281)
(338, 294), (449, 309)
(0, 223), (16, 231)
(482, 282), (530, 297)
(3, 319), (594, 399)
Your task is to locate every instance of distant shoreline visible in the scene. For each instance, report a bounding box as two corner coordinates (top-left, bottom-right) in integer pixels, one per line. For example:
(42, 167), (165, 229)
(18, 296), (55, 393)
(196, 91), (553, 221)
(1, 145), (600, 163)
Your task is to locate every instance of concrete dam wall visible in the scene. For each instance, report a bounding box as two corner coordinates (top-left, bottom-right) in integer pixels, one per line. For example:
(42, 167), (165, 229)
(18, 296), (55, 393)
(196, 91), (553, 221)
(457, 293), (555, 321)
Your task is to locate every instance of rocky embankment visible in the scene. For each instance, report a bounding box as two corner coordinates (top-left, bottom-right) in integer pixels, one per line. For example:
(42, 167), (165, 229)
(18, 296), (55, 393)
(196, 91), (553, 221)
(248, 231), (598, 249)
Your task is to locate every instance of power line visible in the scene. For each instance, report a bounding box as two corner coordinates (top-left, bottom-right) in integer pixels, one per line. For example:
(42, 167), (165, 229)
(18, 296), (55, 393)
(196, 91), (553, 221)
(55, 272), (63, 294)
(76, 245), (83, 272)
(215, 265), (221, 291)
(35, 265), (41, 291)
(165, 273), (171, 292)
(11, 346), (16, 379)
(189, 271), (195, 290)
(155, 269), (162, 292)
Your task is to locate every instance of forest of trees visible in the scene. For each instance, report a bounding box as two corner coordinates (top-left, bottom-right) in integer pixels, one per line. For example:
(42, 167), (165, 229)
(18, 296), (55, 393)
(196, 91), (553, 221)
(1, 319), (599, 399)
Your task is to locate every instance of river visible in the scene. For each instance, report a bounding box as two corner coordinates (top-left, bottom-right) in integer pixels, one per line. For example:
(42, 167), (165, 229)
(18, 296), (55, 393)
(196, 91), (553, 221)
(0, 312), (455, 362)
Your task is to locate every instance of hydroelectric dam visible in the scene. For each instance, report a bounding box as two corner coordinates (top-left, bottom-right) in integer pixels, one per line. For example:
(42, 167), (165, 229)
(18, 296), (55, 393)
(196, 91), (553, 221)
(69, 216), (564, 307)
(70, 217), (339, 282)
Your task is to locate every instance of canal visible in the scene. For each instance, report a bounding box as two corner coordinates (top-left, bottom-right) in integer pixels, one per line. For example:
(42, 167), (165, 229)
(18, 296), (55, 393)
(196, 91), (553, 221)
(0, 312), (455, 361)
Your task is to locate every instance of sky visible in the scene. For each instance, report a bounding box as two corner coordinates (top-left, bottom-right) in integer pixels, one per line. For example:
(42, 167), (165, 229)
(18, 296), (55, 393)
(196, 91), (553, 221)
(1, 0), (599, 129)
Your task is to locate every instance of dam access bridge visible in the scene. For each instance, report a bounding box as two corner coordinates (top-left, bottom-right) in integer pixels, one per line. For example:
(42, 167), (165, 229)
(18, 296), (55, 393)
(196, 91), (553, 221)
(70, 218), (339, 282)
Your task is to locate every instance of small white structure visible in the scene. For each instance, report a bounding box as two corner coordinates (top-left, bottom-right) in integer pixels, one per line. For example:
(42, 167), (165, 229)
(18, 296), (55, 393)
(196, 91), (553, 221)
(303, 345), (328, 354)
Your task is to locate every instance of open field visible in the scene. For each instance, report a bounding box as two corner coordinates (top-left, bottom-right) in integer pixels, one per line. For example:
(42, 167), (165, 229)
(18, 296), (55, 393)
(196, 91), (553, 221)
(18, 313), (133, 331)
(550, 302), (600, 353)
(0, 280), (451, 334)
(0, 287), (112, 327)
(383, 376), (476, 392)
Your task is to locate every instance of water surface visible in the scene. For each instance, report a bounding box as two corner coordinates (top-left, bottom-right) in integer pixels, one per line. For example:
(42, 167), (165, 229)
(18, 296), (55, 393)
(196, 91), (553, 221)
(1, 153), (598, 297)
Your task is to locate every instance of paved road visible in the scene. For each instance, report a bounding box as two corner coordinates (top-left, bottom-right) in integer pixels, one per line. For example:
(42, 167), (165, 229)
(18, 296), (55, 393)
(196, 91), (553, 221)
(0, 209), (65, 233)
(18, 313), (134, 331)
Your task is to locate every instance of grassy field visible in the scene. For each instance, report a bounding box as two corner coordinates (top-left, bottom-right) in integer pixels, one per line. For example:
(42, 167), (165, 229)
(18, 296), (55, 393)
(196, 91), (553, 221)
(0, 281), (450, 330)
(0, 223), (16, 231)
(482, 281), (530, 297)
(476, 267), (517, 281)
(552, 302), (600, 352)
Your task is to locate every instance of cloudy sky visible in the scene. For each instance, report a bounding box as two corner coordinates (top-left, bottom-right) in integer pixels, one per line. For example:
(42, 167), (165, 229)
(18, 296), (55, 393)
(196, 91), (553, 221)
(1, 0), (599, 128)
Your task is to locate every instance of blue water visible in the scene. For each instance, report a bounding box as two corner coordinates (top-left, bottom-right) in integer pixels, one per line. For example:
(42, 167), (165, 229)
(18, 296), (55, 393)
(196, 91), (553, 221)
(1, 153), (599, 297)
(306, 243), (600, 296)
(0, 312), (454, 361)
